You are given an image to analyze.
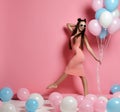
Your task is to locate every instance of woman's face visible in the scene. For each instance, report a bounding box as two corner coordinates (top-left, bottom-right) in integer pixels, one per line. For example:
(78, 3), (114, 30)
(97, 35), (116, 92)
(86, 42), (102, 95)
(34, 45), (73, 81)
(79, 21), (86, 32)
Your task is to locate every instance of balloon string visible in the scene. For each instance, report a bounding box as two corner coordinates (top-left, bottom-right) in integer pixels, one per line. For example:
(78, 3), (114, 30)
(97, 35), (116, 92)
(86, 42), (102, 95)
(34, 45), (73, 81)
(104, 34), (112, 50)
(95, 35), (112, 95)
(96, 37), (103, 95)
(99, 34), (112, 51)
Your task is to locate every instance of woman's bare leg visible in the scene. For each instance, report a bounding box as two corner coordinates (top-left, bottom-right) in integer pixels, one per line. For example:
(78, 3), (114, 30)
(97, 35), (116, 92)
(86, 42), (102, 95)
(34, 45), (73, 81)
(47, 73), (68, 89)
(80, 76), (88, 96)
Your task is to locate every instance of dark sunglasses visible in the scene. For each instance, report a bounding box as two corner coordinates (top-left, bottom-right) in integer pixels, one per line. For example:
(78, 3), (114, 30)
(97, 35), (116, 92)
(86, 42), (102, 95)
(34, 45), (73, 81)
(80, 24), (86, 28)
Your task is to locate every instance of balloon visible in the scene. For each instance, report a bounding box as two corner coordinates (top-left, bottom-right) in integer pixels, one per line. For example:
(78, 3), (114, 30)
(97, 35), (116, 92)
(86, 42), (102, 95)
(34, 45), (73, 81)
(29, 93), (44, 108)
(110, 84), (120, 94)
(25, 99), (39, 112)
(111, 9), (120, 18)
(94, 99), (106, 112)
(85, 94), (97, 104)
(0, 87), (13, 102)
(107, 98), (120, 112)
(88, 19), (102, 36)
(78, 99), (94, 112)
(0, 101), (2, 107)
(99, 11), (113, 28)
(112, 92), (120, 98)
(108, 17), (120, 34)
(60, 96), (78, 112)
(17, 88), (30, 101)
(92, 0), (104, 11)
(75, 95), (84, 106)
(99, 28), (108, 39)
(48, 92), (63, 106)
(95, 8), (107, 20)
(0, 103), (16, 112)
(104, 0), (119, 12)
(48, 92), (63, 112)
(98, 96), (108, 103)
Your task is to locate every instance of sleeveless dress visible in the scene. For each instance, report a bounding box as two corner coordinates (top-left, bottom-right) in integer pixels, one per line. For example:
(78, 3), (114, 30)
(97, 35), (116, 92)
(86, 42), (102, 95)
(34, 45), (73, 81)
(64, 36), (85, 76)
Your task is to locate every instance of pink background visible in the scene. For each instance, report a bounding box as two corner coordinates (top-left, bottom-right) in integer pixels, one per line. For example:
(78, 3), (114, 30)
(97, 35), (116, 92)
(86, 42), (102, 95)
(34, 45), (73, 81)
(0, 0), (120, 96)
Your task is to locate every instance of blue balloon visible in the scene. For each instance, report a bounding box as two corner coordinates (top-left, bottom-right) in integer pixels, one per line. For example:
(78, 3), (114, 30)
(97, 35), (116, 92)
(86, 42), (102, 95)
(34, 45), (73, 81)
(107, 98), (120, 112)
(104, 0), (119, 12)
(0, 87), (13, 102)
(25, 99), (39, 112)
(95, 8), (107, 20)
(110, 84), (120, 94)
(99, 28), (108, 39)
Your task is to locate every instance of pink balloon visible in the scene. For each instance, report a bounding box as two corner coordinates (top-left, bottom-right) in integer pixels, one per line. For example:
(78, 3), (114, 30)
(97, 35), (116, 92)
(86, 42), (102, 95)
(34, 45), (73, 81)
(94, 99), (106, 112)
(112, 92), (120, 98)
(92, 0), (104, 11)
(85, 94), (97, 104)
(0, 101), (2, 107)
(17, 88), (30, 101)
(88, 19), (102, 36)
(48, 92), (63, 106)
(78, 99), (94, 112)
(108, 17), (120, 34)
(48, 92), (63, 112)
(75, 95), (84, 106)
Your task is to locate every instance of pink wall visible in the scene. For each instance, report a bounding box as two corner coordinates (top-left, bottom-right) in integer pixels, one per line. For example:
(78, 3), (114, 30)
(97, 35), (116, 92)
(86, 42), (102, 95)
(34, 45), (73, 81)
(0, 0), (120, 96)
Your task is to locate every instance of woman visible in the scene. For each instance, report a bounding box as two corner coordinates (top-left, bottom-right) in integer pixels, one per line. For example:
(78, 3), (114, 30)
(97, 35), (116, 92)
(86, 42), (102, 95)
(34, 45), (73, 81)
(47, 18), (101, 96)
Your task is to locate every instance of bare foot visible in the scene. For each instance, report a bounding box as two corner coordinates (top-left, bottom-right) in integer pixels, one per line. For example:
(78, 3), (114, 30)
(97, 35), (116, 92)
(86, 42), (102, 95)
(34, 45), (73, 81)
(47, 83), (58, 89)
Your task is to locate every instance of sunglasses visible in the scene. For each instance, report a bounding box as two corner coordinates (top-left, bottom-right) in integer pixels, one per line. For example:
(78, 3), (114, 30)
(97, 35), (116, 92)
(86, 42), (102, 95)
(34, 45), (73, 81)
(80, 24), (86, 28)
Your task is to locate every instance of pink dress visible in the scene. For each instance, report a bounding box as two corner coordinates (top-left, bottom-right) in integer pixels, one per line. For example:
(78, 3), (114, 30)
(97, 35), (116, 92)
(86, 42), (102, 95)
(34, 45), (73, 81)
(65, 36), (85, 76)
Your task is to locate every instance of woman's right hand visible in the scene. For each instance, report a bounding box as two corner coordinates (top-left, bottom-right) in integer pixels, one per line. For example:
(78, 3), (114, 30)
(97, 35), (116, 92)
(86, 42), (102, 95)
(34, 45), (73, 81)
(96, 58), (101, 65)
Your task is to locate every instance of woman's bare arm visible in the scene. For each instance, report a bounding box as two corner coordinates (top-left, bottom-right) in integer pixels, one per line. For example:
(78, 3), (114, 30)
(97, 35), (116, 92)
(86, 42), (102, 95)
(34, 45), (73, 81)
(66, 23), (76, 32)
(84, 35), (101, 63)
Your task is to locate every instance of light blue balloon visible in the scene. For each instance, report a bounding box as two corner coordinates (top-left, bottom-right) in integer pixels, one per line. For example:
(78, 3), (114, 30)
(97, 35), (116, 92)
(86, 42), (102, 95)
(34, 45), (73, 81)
(0, 87), (13, 102)
(104, 0), (119, 12)
(99, 28), (108, 39)
(25, 99), (39, 112)
(107, 98), (120, 112)
(110, 84), (120, 94)
(95, 8), (107, 20)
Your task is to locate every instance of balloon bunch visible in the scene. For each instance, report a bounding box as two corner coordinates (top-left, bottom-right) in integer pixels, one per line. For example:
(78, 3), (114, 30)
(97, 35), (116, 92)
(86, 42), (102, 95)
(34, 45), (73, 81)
(88, 0), (120, 39)
(88, 0), (120, 95)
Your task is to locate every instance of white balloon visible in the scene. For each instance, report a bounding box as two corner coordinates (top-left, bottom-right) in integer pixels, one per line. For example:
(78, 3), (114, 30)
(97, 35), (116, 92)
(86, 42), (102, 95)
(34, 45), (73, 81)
(108, 17), (120, 34)
(111, 9), (120, 18)
(0, 103), (16, 112)
(98, 96), (108, 103)
(29, 93), (45, 108)
(99, 11), (113, 28)
(60, 96), (78, 112)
